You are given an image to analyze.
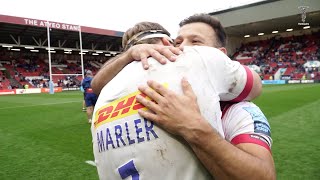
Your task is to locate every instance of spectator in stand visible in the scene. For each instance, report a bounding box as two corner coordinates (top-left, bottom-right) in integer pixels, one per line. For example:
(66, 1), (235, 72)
(43, 81), (47, 88)
(310, 72), (315, 80)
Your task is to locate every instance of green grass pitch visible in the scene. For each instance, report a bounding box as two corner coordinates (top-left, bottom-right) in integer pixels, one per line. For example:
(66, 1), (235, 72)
(0, 84), (320, 179)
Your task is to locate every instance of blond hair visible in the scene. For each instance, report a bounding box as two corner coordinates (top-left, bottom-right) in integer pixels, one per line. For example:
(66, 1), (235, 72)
(122, 22), (171, 51)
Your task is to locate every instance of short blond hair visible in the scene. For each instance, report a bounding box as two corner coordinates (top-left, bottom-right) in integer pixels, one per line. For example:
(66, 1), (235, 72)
(122, 22), (171, 51)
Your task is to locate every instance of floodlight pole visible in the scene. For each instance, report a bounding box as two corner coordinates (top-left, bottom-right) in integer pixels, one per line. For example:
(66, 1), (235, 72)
(79, 25), (85, 79)
(47, 21), (54, 94)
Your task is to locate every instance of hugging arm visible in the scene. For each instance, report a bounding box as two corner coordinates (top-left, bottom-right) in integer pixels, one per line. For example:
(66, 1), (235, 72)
(91, 44), (181, 95)
(136, 80), (275, 180)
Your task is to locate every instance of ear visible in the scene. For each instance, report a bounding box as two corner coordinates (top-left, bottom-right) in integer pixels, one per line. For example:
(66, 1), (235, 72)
(161, 37), (173, 46)
(218, 47), (227, 55)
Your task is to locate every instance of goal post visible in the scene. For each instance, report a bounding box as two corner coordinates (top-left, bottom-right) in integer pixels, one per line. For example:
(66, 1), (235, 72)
(46, 21), (85, 94)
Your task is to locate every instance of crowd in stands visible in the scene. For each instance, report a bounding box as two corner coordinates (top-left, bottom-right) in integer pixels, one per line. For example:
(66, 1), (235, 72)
(0, 49), (106, 89)
(232, 31), (320, 80)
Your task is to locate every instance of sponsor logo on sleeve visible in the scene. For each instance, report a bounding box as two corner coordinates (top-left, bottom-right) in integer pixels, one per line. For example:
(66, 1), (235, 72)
(243, 107), (271, 137)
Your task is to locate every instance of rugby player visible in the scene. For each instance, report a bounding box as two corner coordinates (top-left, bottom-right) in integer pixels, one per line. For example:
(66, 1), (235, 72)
(80, 81), (87, 112)
(82, 70), (98, 123)
(137, 15), (275, 179)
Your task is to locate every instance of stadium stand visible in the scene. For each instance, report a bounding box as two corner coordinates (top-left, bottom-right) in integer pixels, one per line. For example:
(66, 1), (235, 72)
(210, 0), (320, 81)
(232, 32), (320, 80)
(0, 14), (123, 89)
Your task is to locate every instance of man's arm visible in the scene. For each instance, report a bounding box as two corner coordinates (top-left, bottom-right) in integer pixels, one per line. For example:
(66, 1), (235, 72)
(245, 68), (262, 100)
(91, 44), (182, 95)
(136, 79), (275, 179)
(189, 132), (275, 180)
(194, 46), (261, 102)
(230, 67), (262, 102)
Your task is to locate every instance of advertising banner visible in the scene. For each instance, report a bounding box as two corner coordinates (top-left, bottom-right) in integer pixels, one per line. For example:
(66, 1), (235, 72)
(41, 87), (62, 93)
(15, 88), (41, 94)
(262, 80), (286, 85)
(0, 89), (16, 95)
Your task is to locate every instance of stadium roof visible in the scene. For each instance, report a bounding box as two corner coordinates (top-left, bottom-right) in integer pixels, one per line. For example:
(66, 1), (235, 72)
(224, 11), (320, 37)
(209, 0), (320, 37)
(0, 14), (124, 53)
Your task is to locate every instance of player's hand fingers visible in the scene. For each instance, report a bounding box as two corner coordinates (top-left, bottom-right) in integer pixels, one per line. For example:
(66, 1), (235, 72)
(181, 77), (197, 100)
(138, 85), (163, 103)
(147, 49), (168, 64)
(136, 94), (160, 113)
(177, 46), (184, 52)
(147, 80), (170, 97)
(168, 46), (183, 56)
(141, 57), (149, 69)
(138, 109), (160, 123)
(155, 47), (181, 62)
(130, 45), (150, 61)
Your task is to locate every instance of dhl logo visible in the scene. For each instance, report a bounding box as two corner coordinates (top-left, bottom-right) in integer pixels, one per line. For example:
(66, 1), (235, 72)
(94, 90), (148, 128)
(94, 84), (168, 128)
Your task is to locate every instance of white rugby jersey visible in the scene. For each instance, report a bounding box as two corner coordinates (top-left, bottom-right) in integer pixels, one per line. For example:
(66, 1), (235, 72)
(92, 46), (254, 180)
(221, 101), (272, 151)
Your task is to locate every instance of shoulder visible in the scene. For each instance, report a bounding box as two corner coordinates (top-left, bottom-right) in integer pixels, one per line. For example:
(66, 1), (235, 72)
(227, 101), (259, 111)
(225, 102), (267, 120)
(183, 46), (221, 55)
(175, 46), (221, 64)
(224, 101), (271, 136)
(223, 101), (269, 128)
(186, 46), (218, 52)
(184, 46), (236, 69)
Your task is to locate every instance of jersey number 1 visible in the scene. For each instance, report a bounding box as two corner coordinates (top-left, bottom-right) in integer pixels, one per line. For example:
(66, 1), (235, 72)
(118, 160), (140, 180)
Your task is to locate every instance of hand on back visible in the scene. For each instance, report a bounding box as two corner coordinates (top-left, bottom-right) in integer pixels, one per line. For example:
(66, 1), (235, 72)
(127, 44), (183, 69)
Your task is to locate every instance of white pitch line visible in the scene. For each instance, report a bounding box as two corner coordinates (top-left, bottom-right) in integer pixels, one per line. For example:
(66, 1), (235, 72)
(85, 160), (96, 167)
(0, 101), (81, 110)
